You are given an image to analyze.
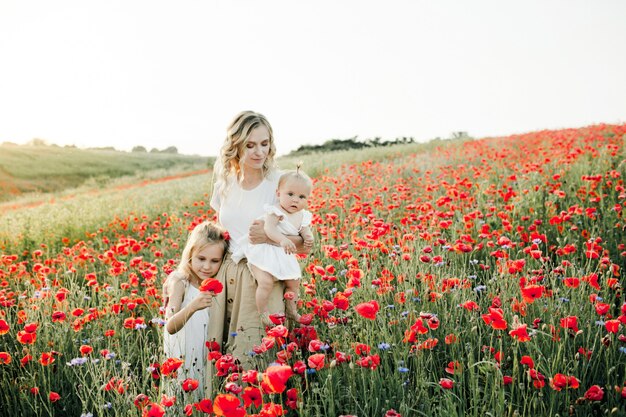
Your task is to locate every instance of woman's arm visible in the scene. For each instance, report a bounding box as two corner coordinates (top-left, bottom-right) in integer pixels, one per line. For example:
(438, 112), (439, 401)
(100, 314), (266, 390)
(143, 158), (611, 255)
(164, 275), (213, 335)
(249, 219), (310, 254)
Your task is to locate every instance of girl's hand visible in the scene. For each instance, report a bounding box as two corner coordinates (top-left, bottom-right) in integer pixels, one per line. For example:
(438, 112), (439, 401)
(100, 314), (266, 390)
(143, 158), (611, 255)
(188, 291), (214, 312)
(281, 239), (296, 254)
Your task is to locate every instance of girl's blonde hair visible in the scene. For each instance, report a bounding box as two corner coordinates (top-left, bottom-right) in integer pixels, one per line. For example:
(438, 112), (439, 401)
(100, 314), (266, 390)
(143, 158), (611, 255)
(278, 163), (313, 191)
(214, 111), (276, 197)
(177, 221), (229, 281)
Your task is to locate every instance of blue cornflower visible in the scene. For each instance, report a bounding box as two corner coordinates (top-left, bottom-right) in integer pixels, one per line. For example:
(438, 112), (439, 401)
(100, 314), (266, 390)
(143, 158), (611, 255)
(398, 367), (409, 373)
(378, 342), (391, 350)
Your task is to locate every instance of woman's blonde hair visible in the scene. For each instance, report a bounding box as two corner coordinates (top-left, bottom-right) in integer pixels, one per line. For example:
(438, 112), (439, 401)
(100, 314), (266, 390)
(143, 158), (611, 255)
(177, 221), (229, 282)
(214, 111), (276, 196)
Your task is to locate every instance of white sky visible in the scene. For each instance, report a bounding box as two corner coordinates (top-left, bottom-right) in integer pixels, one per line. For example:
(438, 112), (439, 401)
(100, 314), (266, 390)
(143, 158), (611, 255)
(1, 0), (625, 157)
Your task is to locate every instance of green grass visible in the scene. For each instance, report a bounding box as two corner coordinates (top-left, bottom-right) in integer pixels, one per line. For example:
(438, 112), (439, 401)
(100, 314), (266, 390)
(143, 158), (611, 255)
(0, 144), (213, 201)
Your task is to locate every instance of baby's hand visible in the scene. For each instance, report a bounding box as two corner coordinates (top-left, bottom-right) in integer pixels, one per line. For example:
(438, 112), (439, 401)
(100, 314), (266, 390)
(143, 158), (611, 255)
(281, 239), (296, 254)
(188, 291), (213, 312)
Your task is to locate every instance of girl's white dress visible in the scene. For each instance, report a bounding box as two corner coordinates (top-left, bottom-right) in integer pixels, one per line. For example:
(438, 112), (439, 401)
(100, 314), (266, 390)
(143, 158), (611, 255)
(233, 204), (312, 280)
(163, 283), (208, 397)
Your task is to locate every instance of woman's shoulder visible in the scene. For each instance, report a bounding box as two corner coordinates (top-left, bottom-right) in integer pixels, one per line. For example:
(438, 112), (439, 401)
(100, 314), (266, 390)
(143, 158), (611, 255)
(265, 169), (282, 182)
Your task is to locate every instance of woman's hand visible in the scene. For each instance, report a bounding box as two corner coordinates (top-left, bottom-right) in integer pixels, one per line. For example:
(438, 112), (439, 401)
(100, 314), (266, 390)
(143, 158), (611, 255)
(249, 219), (268, 244)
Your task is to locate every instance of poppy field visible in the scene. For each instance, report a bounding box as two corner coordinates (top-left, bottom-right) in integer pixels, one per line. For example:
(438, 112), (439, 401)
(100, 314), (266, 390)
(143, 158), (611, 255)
(1, 123), (625, 417)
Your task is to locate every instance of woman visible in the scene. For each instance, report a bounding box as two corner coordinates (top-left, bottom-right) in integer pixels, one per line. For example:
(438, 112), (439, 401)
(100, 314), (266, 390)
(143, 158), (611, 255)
(207, 111), (310, 376)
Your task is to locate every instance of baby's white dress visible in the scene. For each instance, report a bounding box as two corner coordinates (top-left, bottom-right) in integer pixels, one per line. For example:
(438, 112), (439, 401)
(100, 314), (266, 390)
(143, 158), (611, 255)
(163, 283), (208, 398)
(234, 204), (312, 280)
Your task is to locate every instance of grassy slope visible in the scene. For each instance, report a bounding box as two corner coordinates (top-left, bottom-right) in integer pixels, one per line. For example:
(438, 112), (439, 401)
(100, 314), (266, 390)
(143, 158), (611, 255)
(0, 140), (455, 253)
(0, 144), (212, 201)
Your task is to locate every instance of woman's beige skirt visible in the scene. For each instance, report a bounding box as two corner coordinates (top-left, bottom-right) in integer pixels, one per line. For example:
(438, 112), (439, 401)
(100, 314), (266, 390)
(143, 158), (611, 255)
(204, 256), (284, 395)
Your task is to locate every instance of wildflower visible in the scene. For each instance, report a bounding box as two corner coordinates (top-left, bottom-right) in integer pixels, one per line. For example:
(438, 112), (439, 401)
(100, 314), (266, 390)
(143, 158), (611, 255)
(307, 353), (326, 371)
(509, 324), (531, 342)
(520, 356), (535, 369)
(0, 319), (9, 335)
(481, 307), (508, 330)
(0, 352), (11, 365)
(354, 300), (380, 320)
(39, 352), (56, 366)
(262, 365), (294, 393)
(160, 357), (183, 377)
(605, 319), (620, 333)
(49, 391), (61, 402)
(560, 316), (579, 333)
(199, 278), (223, 294)
(213, 394), (245, 417)
(142, 403), (165, 417)
(67, 357), (88, 366)
(439, 378), (454, 389)
(550, 373), (580, 391)
(584, 385), (604, 401)
(194, 399), (213, 413)
(243, 386), (262, 408)
(378, 342), (391, 350)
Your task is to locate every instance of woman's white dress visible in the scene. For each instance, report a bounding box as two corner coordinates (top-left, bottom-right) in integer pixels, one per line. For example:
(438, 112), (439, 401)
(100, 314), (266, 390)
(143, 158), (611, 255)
(163, 283), (208, 397)
(234, 204), (312, 280)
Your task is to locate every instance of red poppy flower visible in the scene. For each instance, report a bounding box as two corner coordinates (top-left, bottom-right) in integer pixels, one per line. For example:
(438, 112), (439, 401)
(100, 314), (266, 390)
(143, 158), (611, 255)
(439, 378), (454, 389)
(605, 319), (620, 333)
(584, 385), (604, 401)
(199, 278), (223, 294)
(194, 398), (213, 413)
(79, 344), (93, 356)
(181, 378), (199, 392)
(39, 352), (55, 366)
(242, 386), (262, 408)
(354, 300), (380, 320)
(160, 394), (175, 407)
(160, 357), (183, 377)
(260, 402), (286, 416)
(333, 293), (350, 310)
(560, 316), (579, 333)
(307, 353), (325, 370)
(213, 394), (245, 417)
(520, 355), (535, 369)
(521, 285), (544, 304)
(509, 324), (531, 342)
(134, 393), (150, 409)
(48, 391), (61, 402)
(143, 403), (166, 417)
(0, 352), (11, 365)
(51, 311), (66, 322)
(262, 365), (294, 394)
(481, 307), (508, 330)
(355, 354), (380, 370)
(20, 354), (32, 366)
(266, 325), (288, 339)
(0, 319), (10, 335)
(17, 331), (36, 345)
(460, 300), (480, 311)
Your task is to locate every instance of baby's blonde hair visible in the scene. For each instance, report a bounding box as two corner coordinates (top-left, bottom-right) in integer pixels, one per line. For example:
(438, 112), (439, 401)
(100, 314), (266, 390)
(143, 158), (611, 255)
(215, 111), (276, 197)
(177, 221), (229, 281)
(278, 163), (313, 191)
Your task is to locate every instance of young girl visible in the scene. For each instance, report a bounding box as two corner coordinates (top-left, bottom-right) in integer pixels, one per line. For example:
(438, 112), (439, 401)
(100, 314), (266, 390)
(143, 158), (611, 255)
(233, 167), (314, 325)
(162, 220), (229, 398)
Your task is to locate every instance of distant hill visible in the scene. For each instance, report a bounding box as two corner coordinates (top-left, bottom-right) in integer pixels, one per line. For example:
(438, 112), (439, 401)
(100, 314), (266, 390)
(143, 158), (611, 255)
(0, 144), (213, 202)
